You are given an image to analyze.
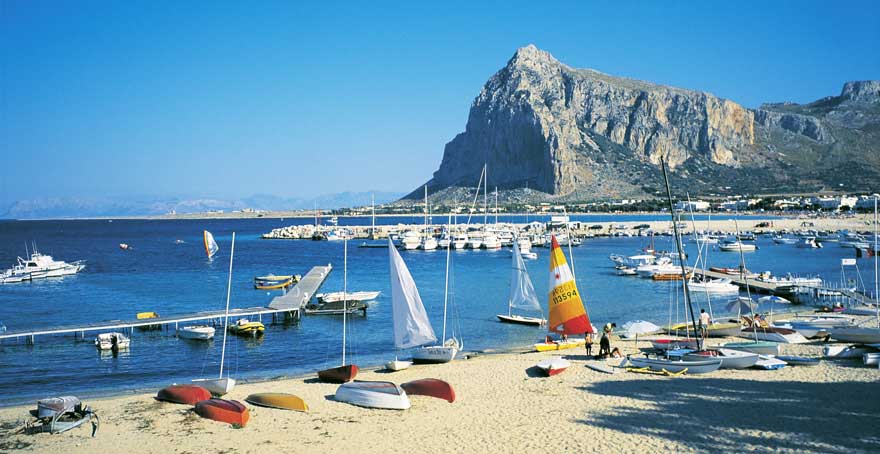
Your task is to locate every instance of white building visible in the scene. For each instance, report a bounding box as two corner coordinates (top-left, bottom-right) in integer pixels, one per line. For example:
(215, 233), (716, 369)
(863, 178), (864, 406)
(809, 196), (858, 210)
(674, 200), (710, 211)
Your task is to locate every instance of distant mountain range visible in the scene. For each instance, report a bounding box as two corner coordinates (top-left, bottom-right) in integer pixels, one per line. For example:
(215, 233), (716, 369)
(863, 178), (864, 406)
(406, 45), (880, 201)
(1, 191), (405, 219)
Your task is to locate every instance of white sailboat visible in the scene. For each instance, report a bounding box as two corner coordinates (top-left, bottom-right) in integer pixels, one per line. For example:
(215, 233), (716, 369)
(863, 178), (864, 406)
(385, 238), (439, 371)
(497, 240), (545, 326)
(318, 239), (359, 382)
(420, 185), (438, 250)
(410, 234), (462, 364)
(192, 232), (237, 395)
(203, 230), (219, 260)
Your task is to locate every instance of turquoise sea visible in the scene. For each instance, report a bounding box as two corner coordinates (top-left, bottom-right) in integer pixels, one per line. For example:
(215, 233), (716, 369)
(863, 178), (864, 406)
(0, 215), (874, 406)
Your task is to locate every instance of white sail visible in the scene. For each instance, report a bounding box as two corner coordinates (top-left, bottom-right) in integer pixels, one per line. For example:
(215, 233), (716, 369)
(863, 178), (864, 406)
(509, 241), (541, 312)
(388, 239), (437, 349)
(204, 230), (219, 259)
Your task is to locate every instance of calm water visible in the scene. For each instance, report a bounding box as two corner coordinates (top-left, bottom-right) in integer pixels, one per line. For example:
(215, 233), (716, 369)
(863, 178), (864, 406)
(0, 216), (873, 406)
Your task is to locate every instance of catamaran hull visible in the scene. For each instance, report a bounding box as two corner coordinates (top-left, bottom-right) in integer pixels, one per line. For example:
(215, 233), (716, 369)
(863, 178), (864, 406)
(497, 314), (545, 326)
(411, 346), (458, 364)
(628, 356), (722, 374)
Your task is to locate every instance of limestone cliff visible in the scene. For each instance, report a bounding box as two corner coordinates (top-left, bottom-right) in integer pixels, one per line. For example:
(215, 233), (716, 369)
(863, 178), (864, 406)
(413, 45), (879, 200)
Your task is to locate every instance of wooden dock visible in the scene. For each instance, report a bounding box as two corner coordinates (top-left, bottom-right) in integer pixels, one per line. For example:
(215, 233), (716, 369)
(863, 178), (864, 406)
(0, 264), (333, 344)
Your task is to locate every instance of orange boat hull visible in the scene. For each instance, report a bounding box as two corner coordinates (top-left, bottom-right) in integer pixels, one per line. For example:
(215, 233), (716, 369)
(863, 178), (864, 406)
(400, 379), (456, 403)
(194, 399), (249, 427)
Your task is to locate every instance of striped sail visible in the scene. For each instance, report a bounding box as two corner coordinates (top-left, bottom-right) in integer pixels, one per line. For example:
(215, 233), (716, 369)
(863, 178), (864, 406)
(204, 230), (219, 259)
(547, 235), (593, 335)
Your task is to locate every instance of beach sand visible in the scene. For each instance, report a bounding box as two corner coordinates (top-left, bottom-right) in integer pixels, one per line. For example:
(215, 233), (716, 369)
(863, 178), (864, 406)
(1, 337), (878, 454)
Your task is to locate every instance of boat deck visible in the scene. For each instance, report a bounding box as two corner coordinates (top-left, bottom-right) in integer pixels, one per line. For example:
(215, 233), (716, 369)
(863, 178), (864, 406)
(0, 264), (333, 344)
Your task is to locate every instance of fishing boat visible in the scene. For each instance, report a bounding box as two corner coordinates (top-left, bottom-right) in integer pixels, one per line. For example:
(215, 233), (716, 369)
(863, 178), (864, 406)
(94, 332), (130, 351)
(156, 385), (212, 405)
(228, 318), (265, 337)
(334, 381), (411, 410)
(1, 246), (85, 283)
(536, 357), (570, 376)
(179, 325), (216, 340)
(318, 239), (360, 383)
(386, 238), (440, 370)
(719, 340), (781, 355)
(245, 393), (308, 412)
(497, 240), (545, 326)
(409, 232), (463, 364)
(400, 379), (456, 403)
(192, 232), (238, 396)
(203, 230), (219, 259)
(533, 235), (595, 351)
(194, 399), (249, 427)
(682, 348), (759, 369)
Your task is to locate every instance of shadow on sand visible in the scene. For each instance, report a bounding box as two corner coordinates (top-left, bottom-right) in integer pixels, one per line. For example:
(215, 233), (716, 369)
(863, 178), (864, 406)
(576, 377), (880, 453)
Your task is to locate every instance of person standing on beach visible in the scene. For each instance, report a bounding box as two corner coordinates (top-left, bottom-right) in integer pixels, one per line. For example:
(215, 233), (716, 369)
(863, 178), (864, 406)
(699, 309), (710, 339)
(585, 332), (593, 357)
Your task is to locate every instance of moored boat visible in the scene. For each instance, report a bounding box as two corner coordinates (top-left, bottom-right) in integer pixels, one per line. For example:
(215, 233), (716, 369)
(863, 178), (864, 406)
(228, 318), (265, 337)
(179, 325), (216, 340)
(334, 381), (411, 410)
(194, 399), (249, 426)
(94, 332), (130, 351)
(156, 385), (212, 405)
(245, 393), (308, 412)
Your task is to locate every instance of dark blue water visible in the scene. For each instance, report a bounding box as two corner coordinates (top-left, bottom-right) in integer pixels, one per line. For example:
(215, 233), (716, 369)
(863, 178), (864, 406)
(0, 216), (872, 406)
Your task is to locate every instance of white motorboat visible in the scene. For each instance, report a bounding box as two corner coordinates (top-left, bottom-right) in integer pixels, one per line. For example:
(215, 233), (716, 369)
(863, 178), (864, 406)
(772, 236), (797, 245)
(719, 241), (756, 252)
(796, 237), (822, 248)
(420, 237), (438, 250)
(335, 381), (411, 410)
(521, 251), (538, 260)
(466, 236), (483, 249)
(94, 332), (130, 350)
(1, 248), (85, 283)
(688, 277), (739, 294)
(516, 237), (533, 253)
(452, 234), (469, 249)
(179, 325), (216, 340)
(757, 273), (823, 287)
(317, 291), (381, 303)
(399, 231), (422, 250)
(482, 233), (502, 249)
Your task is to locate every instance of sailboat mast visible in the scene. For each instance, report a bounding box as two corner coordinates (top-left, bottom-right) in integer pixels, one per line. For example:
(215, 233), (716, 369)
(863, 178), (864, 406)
(342, 238), (348, 366)
(424, 185), (429, 240)
(494, 187), (498, 225)
(371, 193), (375, 235)
(442, 232), (451, 343)
(483, 164), (488, 230)
(660, 160), (702, 351)
(219, 232), (235, 378)
(874, 195), (878, 327)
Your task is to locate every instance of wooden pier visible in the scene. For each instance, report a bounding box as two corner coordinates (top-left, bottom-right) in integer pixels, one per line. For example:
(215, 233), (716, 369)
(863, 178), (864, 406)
(0, 264), (333, 344)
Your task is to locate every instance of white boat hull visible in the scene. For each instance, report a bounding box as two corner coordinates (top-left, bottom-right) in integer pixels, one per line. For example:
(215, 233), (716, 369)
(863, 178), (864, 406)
(628, 356), (722, 374)
(191, 377), (236, 396)
(411, 345), (458, 364)
(684, 348), (759, 369)
(335, 381), (410, 410)
(823, 344), (876, 359)
(384, 359), (413, 371)
(830, 327), (880, 344)
(496, 314), (545, 326)
(179, 325), (216, 340)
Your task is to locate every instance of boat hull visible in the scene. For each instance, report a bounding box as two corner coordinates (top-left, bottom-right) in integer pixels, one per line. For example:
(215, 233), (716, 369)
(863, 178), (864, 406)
(739, 328), (808, 344)
(411, 345), (458, 364)
(683, 348), (759, 369)
(245, 393), (308, 412)
(651, 338), (698, 351)
(754, 355), (787, 369)
(628, 356), (722, 374)
(179, 325), (216, 340)
(191, 377), (236, 396)
(157, 385), (212, 405)
(194, 399), (249, 427)
(534, 338), (586, 352)
(666, 322), (742, 338)
(536, 357), (570, 376)
(384, 359), (413, 371)
(335, 381), (411, 410)
(830, 327), (880, 344)
(720, 341), (781, 355)
(497, 314), (545, 326)
(400, 379), (456, 403)
(317, 364), (359, 383)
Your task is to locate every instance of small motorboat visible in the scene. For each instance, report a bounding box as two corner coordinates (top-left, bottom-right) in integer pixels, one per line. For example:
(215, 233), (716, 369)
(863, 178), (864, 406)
(194, 399), (249, 427)
(253, 274), (298, 290)
(228, 318), (265, 337)
(521, 251), (538, 260)
(316, 291), (381, 304)
(156, 385), (212, 405)
(317, 364), (359, 383)
(119, 243), (131, 250)
(536, 357), (571, 376)
(245, 393), (308, 412)
(400, 379), (456, 403)
(94, 332), (130, 351)
(334, 381), (410, 410)
(179, 325), (216, 340)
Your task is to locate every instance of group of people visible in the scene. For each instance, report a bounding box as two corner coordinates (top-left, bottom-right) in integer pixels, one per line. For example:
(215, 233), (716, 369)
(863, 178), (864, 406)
(585, 322), (620, 359)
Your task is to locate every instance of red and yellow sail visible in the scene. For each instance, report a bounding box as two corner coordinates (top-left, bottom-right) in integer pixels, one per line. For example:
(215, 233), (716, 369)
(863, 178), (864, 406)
(548, 235), (593, 335)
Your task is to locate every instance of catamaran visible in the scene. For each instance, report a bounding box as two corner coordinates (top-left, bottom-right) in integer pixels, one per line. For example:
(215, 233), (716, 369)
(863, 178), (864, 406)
(203, 230), (219, 259)
(192, 232), (237, 395)
(410, 233), (462, 364)
(497, 240), (545, 326)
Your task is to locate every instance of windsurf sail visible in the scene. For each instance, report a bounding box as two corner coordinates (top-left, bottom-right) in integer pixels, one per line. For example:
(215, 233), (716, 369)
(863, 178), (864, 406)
(548, 235), (593, 335)
(204, 230), (219, 259)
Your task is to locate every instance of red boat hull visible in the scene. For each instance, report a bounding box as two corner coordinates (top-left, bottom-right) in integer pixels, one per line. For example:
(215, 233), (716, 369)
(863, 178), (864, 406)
(540, 366), (567, 376)
(400, 379), (456, 403)
(156, 385), (212, 405)
(194, 399), (250, 427)
(317, 364), (359, 383)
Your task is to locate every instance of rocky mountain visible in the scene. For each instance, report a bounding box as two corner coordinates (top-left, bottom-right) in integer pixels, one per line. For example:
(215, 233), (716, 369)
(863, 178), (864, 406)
(411, 45), (879, 201)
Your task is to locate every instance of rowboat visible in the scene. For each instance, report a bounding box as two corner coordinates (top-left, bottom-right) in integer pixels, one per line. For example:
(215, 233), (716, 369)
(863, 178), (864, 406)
(245, 393), (308, 412)
(534, 337), (586, 352)
(179, 325), (216, 340)
(719, 340), (781, 355)
(627, 355), (722, 374)
(194, 399), (249, 427)
(228, 319), (264, 337)
(536, 357), (571, 376)
(334, 381), (411, 410)
(400, 379), (456, 403)
(682, 348), (759, 369)
(317, 364), (359, 383)
(254, 276), (295, 290)
(156, 385), (212, 405)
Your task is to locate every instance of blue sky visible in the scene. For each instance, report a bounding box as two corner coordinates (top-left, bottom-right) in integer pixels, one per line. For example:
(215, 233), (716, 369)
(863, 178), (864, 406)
(2, 1), (878, 206)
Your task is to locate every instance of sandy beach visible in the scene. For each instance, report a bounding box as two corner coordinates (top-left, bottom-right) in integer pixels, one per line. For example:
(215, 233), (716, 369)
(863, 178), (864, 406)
(2, 334), (878, 454)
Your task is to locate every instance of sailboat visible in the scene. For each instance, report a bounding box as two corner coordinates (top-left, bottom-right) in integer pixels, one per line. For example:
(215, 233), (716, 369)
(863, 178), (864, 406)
(497, 240), (545, 326)
(533, 235), (594, 351)
(385, 238), (438, 371)
(203, 230), (219, 260)
(410, 232), (462, 364)
(192, 232), (237, 395)
(420, 185), (438, 250)
(318, 239), (359, 383)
